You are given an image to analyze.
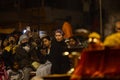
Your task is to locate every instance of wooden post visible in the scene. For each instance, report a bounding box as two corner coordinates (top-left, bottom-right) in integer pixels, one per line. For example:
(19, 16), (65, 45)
(99, 0), (103, 36)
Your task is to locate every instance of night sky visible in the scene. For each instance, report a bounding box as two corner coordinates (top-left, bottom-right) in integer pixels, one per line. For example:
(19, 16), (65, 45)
(0, 0), (83, 11)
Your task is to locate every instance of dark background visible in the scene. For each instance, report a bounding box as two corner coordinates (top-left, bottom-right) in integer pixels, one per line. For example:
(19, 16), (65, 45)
(0, 0), (120, 36)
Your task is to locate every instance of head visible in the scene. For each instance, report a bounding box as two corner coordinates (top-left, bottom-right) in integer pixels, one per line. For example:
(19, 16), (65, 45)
(27, 31), (32, 38)
(41, 36), (51, 48)
(12, 61), (19, 71)
(114, 20), (120, 33)
(69, 36), (78, 46)
(88, 32), (103, 49)
(3, 38), (9, 47)
(8, 35), (16, 45)
(88, 32), (101, 44)
(54, 29), (64, 42)
(31, 33), (41, 47)
(18, 34), (29, 44)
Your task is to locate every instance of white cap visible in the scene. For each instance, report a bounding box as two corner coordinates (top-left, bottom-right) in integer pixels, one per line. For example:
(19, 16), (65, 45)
(18, 34), (28, 44)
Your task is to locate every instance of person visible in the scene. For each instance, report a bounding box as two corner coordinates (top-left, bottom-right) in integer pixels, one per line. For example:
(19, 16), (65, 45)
(103, 31), (120, 47)
(40, 36), (52, 55)
(2, 35), (17, 69)
(29, 33), (41, 70)
(103, 19), (120, 47)
(49, 29), (71, 74)
(68, 36), (82, 49)
(70, 32), (104, 80)
(67, 36), (83, 69)
(0, 55), (8, 80)
(87, 32), (104, 50)
(74, 28), (89, 48)
(62, 16), (73, 39)
(36, 36), (52, 77)
(7, 61), (24, 80)
(14, 34), (33, 80)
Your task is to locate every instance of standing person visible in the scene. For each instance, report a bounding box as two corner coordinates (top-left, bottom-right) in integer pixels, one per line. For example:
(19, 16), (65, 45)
(62, 16), (73, 39)
(14, 34), (33, 80)
(49, 29), (71, 74)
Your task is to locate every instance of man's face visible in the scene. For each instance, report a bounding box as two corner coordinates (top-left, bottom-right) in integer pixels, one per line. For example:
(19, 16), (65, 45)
(115, 21), (120, 32)
(69, 38), (76, 46)
(8, 36), (16, 44)
(55, 32), (64, 42)
(42, 38), (51, 47)
(21, 38), (28, 44)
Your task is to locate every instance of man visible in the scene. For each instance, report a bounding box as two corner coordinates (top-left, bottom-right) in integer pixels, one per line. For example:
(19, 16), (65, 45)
(2, 35), (17, 69)
(49, 29), (71, 74)
(15, 34), (33, 80)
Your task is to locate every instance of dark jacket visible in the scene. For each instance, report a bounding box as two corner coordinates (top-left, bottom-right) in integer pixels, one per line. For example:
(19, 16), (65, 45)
(14, 45), (32, 69)
(48, 39), (71, 74)
(2, 46), (15, 68)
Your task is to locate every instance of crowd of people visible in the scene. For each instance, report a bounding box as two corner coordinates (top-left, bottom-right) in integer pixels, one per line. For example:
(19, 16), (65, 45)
(0, 26), (85, 80)
(0, 19), (120, 80)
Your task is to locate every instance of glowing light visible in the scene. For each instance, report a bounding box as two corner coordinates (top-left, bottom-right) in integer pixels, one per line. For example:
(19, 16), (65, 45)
(23, 29), (27, 34)
(88, 38), (92, 43)
(93, 38), (98, 43)
(63, 51), (69, 56)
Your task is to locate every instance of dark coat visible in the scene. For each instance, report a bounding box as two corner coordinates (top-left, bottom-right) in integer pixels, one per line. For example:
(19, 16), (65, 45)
(48, 39), (71, 74)
(14, 45), (32, 69)
(2, 46), (14, 68)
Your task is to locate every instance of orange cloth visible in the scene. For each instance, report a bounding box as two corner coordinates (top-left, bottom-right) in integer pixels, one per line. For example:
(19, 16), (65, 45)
(62, 21), (73, 39)
(71, 48), (120, 80)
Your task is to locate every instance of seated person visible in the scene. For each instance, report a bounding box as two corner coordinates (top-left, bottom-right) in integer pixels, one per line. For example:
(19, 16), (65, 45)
(7, 61), (24, 80)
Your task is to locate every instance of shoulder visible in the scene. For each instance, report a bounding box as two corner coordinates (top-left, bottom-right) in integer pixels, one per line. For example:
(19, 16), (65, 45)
(7, 69), (12, 73)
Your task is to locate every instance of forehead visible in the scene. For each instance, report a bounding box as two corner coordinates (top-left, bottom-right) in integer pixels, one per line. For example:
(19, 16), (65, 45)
(55, 32), (62, 35)
(43, 38), (49, 41)
(9, 36), (15, 39)
(69, 38), (75, 41)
